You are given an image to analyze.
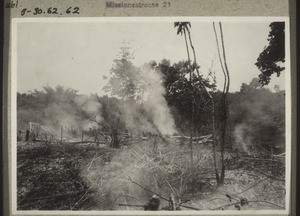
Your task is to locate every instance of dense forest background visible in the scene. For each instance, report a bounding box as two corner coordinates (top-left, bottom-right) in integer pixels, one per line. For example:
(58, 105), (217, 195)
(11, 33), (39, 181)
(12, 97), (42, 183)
(17, 65), (285, 155)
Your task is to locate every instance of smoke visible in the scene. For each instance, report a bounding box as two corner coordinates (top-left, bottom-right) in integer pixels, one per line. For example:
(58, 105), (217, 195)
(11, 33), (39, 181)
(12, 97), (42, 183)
(39, 93), (103, 133)
(74, 94), (103, 130)
(120, 102), (157, 135)
(43, 102), (80, 134)
(233, 123), (252, 154)
(18, 61), (178, 137)
(231, 98), (264, 154)
(139, 64), (177, 135)
(75, 95), (101, 118)
(231, 86), (285, 154)
(104, 61), (177, 136)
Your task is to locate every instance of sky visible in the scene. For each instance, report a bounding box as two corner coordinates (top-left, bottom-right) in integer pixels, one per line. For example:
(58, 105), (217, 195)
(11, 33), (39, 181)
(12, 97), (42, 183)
(17, 19), (286, 95)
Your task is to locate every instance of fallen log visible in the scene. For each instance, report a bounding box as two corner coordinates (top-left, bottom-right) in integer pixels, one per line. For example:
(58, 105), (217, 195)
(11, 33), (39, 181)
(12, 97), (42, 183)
(171, 134), (212, 141)
(66, 141), (107, 145)
(29, 139), (108, 145)
(119, 203), (145, 208)
(33, 139), (49, 143)
(240, 156), (283, 162)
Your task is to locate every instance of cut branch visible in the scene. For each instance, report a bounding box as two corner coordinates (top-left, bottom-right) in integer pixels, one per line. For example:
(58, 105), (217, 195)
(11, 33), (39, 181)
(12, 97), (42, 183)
(212, 200), (285, 210)
(234, 177), (269, 196)
(246, 165), (285, 182)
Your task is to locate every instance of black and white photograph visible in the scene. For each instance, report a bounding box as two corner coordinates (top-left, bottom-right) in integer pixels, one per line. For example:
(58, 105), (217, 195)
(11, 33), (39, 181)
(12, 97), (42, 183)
(11, 17), (291, 214)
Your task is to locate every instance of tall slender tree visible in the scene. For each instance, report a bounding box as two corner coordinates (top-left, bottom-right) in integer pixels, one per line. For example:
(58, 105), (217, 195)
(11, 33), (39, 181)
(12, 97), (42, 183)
(174, 22), (215, 188)
(174, 22), (195, 180)
(213, 22), (231, 185)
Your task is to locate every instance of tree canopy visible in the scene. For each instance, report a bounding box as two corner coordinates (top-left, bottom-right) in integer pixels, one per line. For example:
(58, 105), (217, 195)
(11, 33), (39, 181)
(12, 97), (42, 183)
(103, 43), (144, 102)
(255, 22), (285, 86)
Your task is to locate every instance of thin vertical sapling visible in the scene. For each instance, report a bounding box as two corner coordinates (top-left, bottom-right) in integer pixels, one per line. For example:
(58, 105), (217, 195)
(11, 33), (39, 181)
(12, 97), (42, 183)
(213, 22), (231, 185)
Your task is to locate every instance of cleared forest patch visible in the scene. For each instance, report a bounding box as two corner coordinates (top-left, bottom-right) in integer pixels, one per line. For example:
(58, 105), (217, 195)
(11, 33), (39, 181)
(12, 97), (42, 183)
(110, 140), (286, 211)
(17, 137), (285, 211)
(15, 20), (287, 212)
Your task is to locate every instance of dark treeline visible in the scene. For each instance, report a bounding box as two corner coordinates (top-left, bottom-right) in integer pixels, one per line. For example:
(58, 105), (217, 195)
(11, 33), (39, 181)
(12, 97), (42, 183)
(17, 59), (285, 155)
(155, 59), (285, 155)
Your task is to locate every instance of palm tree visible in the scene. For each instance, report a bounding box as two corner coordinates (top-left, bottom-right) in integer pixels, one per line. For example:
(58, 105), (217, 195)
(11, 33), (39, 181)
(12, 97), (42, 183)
(174, 22), (195, 180)
(174, 22), (215, 188)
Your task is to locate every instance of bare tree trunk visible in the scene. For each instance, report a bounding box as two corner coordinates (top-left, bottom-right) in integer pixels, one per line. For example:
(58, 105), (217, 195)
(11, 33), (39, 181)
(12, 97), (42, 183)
(25, 130), (30, 141)
(220, 22), (230, 184)
(189, 78), (195, 187)
(219, 23), (230, 93)
(60, 125), (63, 143)
(186, 27), (201, 79)
(153, 135), (158, 153)
(213, 22), (227, 92)
(189, 132), (194, 176)
(169, 193), (176, 210)
(211, 98), (220, 183)
(183, 29), (191, 62)
(183, 26), (195, 184)
(186, 27), (197, 64)
(219, 96), (228, 185)
(212, 22), (230, 186)
(110, 118), (121, 148)
(110, 129), (121, 148)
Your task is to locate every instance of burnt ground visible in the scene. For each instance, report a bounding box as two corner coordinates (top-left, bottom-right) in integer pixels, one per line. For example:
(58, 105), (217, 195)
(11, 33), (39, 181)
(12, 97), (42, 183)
(17, 140), (286, 211)
(17, 141), (114, 210)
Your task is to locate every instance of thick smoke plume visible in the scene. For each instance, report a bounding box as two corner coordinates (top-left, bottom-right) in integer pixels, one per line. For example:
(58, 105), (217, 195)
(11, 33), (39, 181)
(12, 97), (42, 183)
(101, 61), (177, 136)
(139, 63), (177, 135)
(120, 101), (157, 135)
(18, 60), (178, 137)
(74, 94), (103, 130)
(17, 88), (103, 136)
